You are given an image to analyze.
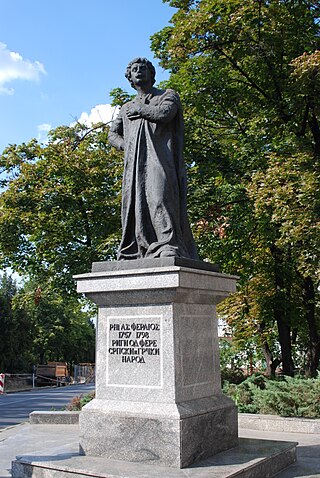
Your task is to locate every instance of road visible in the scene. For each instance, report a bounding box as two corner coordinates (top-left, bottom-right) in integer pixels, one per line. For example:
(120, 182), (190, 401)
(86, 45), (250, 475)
(0, 384), (95, 429)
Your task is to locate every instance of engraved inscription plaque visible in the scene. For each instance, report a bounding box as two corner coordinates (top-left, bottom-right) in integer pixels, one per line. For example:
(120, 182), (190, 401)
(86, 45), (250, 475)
(107, 316), (162, 388)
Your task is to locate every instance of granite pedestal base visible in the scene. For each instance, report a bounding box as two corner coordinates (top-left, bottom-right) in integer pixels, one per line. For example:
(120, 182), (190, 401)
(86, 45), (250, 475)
(12, 437), (297, 478)
(74, 258), (239, 468)
(79, 395), (238, 468)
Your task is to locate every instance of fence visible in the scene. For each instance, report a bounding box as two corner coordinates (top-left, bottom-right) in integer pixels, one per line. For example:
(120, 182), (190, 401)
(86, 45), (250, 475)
(0, 373), (34, 393)
(73, 363), (95, 384)
(0, 365), (95, 392)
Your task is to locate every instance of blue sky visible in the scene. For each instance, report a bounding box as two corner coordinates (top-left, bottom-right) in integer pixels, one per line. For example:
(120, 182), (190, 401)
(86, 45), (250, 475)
(0, 0), (176, 153)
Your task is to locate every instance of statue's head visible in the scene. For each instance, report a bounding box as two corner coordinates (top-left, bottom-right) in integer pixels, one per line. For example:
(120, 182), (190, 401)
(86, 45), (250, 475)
(125, 57), (156, 89)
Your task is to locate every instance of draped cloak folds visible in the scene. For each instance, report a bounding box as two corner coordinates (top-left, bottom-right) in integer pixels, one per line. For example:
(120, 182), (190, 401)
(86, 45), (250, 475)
(108, 87), (198, 261)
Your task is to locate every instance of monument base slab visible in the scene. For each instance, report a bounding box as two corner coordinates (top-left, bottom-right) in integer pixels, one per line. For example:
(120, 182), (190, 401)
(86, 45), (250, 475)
(79, 396), (238, 468)
(12, 438), (297, 478)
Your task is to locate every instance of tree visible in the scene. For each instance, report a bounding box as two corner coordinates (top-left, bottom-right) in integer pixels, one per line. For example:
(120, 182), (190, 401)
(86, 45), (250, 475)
(0, 122), (123, 293)
(151, 0), (320, 376)
(0, 122), (122, 371)
(14, 279), (96, 366)
(0, 272), (95, 372)
(247, 150), (320, 376)
(0, 273), (33, 372)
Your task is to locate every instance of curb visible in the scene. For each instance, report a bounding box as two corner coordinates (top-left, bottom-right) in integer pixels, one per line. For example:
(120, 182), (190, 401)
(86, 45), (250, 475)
(4, 385), (59, 394)
(29, 411), (80, 424)
(239, 412), (320, 434)
(28, 410), (320, 434)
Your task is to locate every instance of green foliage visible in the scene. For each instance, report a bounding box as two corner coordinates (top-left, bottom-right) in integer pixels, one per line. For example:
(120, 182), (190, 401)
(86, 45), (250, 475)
(0, 123), (123, 293)
(0, 272), (95, 372)
(221, 367), (246, 386)
(109, 88), (134, 107)
(65, 390), (95, 410)
(224, 374), (320, 417)
(0, 273), (33, 372)
(1, 1), (319, 378)
(13, 278), (96, 366)
(223, 374), (268, 414)
(152, 0), (320, 376)
(0, 107), (125, 371)
(220, 338), (248, 384)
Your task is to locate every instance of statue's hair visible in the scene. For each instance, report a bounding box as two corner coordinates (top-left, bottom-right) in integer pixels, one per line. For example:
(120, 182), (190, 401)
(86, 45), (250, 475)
(125, 57), (156, 89)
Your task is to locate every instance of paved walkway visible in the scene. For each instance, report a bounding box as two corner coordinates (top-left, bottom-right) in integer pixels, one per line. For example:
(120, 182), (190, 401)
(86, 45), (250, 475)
(240, 428), (320, 477)
(0, 421), (319, 477)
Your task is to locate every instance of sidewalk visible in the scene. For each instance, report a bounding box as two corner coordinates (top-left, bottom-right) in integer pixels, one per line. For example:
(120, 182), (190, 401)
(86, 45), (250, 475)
(1, 418), (320, 477)
(240, 427), (320, 477)
(0, 422), (79, 478)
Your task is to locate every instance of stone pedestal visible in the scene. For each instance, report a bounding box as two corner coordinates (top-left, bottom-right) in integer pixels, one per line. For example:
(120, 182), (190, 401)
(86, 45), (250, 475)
(74, 258), (238, 468)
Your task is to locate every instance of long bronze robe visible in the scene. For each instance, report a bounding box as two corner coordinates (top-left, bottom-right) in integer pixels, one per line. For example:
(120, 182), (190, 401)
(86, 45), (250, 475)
(108, 87), (198, 260)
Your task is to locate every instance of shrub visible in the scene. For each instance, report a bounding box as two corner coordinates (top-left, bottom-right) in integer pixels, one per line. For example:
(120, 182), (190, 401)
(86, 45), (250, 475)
(221, 367), (246, 385)
(223, 373), (267, 413)
(254, 377), (320, 417)
(224, 375), (320, 418)
(65, 391), (95, 410)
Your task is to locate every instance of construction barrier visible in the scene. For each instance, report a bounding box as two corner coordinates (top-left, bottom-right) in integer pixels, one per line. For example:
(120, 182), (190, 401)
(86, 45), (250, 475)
(0, 373), (5, 394)
(3, 373), (34, 392)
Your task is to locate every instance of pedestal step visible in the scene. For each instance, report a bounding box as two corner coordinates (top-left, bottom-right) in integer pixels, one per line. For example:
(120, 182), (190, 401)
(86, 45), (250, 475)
(12, 438), (296, 478)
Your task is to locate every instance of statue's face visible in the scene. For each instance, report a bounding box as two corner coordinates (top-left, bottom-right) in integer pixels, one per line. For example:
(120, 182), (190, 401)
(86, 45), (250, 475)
(130, 62), (151, 88)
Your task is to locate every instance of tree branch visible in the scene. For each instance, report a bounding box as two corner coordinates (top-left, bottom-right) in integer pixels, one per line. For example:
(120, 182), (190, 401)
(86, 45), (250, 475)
(208, 42), (270, 100)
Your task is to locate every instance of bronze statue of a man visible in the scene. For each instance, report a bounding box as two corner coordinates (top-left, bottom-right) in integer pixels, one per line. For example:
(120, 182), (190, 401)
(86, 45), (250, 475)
(108, 57), (198, 261)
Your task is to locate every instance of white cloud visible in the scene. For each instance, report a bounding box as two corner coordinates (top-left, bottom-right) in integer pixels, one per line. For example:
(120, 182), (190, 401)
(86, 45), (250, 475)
(36, 105), (119, 145)
(37, 104), (120, 144)
(37, 123), (51, 144)
(76, 104), (119, 127)
(0, 42), (46, 95)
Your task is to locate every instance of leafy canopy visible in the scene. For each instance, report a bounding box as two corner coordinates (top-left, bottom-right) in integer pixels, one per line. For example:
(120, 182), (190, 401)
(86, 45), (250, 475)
(0, 123), (123, 292)
(152, 0), (320, 376)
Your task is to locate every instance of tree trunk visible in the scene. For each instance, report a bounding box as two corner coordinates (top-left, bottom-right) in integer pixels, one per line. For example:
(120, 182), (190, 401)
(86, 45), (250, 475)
(303, 276), (320, 378)
(276, 317), (294, 376)
(39, 351), (45, 365)
(261, 340), (280, 378)
(270, 245), (294, 376)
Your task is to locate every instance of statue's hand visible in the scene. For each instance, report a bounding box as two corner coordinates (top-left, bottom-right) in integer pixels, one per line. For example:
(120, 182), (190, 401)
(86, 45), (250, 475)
(126, 101), (143, 120)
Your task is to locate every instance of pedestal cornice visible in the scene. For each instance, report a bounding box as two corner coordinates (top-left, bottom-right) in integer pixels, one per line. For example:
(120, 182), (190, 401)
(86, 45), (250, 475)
(74, 260), (238, 306)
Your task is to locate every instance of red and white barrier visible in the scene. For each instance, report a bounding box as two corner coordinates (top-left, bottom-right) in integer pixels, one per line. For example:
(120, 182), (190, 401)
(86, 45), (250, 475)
(0, 373), (5, 394)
